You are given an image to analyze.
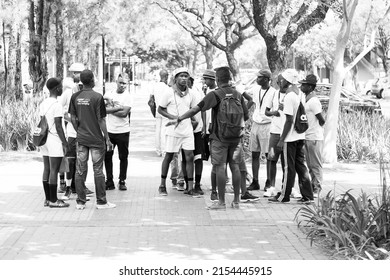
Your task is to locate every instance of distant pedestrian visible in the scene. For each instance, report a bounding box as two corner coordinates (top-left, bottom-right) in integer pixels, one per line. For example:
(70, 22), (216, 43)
(300, 74), (325, 196)
(69, 70), (116, 210)
(40, 77), (69, 208)
(268, 69), (314, 204)
(104, 75), (133, 191)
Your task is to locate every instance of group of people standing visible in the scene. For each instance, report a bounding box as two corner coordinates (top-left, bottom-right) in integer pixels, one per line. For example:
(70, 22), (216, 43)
(152, 66), (325, 209)
(39, 65), (133, 210)
(38, 62), (324, 211)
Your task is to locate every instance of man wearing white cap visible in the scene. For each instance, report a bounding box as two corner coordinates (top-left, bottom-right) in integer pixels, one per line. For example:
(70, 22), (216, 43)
(268, 69), (314, 204)
(157, 67), (198, 196)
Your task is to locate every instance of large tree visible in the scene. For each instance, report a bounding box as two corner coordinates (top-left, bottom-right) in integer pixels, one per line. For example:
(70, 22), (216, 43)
(252, 0), (337, 73)
(28, 0), (54, 93)
(155, 0), (256, 78)
(323, 0), (390, 163)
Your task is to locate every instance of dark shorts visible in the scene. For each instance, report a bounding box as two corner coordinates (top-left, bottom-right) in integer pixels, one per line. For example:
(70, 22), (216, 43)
(193, 132), (204, 161)
(238, 144), (247, 172)
(66, 137), (77, 158)
(268, 133), (283, 162)
(210, 140), (241, 166)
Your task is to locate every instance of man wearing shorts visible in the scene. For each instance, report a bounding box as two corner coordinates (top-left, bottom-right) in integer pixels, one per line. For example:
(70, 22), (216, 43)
(245, 69), (277, 191)
(157, 67), (198, 196)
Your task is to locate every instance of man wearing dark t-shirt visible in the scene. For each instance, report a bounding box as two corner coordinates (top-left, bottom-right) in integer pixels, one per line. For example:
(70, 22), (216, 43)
(69, 70), (116, 210)
(171, 67), (249, 210)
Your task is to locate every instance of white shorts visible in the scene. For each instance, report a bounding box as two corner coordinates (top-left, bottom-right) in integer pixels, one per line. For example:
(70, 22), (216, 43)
(40, 133), (64, 157)
(165, 135), (194, 153)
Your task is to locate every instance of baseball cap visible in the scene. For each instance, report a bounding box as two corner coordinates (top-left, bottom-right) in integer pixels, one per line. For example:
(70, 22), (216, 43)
(69, 62), (85, 72)
(172, 67), (190, 78)
(203, 69), (216, 80)
(257, 69), (272, 78)
(299, 74), (318, 85)
(281, 69), (299, 84)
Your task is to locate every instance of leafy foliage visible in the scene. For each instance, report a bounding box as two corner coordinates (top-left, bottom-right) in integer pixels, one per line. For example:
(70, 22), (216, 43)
(295, 171), (390, 260)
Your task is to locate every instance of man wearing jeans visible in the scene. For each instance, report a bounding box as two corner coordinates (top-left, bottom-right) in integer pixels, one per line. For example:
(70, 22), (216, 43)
(104, 75), (133, 191)
(69, 70), (116, 210)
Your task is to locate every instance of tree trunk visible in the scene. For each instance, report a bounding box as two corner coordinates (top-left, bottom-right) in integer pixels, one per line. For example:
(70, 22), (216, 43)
(323, 0), (358, 164)
(15, 29), (22, 100)
(28, 0), (53, 94)
(55, 0), (64, 79)
(225, 49), (240, 80)
(6, 23), (16, 101)
(203, 41), (214, 69)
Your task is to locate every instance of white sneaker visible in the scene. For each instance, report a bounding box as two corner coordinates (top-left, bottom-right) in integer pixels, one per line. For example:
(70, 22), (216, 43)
(290, 188), (302, 199)
(263, 187), (277, 197)
(76, 203), (85, 210)
(96, 202), (116, 209)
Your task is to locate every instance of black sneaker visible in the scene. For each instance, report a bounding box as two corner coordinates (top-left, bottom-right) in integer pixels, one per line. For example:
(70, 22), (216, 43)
(241, 191), (260, 202)
(247, 180), (260, 191)
(118, 180), (127, 191)
(186, 189), (201, 197)
(158, 185), (168, 196)
(210, 191), (218, 201)
(268, 192), (289, 203)
(194, 184), (204, 195)
(61, 187), (73, 201)
(297, 198), (314, 204)
(105, 180), (115, 190)
(58, 181), (67, 193)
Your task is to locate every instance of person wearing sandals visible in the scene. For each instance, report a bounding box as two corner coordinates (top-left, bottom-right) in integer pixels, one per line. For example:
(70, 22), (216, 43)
(40, 77), (70, 208)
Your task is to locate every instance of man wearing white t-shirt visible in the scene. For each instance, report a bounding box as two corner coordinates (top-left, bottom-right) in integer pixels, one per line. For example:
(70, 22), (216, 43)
(268, 69), (313, 204)
(104, 75), (133, 191)
(300, 74), (325, 196)
(244, 69), (277, 191)
(157, 67), (198, 196)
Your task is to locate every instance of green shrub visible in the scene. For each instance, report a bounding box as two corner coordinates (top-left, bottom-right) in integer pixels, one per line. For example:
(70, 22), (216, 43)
(0, 97), (42, 151)
(295, 160), (390, 259)
(337, 111), (390, 162)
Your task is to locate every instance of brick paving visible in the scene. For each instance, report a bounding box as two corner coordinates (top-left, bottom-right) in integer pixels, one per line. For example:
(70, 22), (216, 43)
(0, 82), (381, 260)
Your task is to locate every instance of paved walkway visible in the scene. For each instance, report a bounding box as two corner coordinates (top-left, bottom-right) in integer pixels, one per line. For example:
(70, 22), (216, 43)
(0, 82), (382, 260)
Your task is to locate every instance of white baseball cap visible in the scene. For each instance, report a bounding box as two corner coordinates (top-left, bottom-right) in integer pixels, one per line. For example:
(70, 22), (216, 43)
(281, 69), (299, 84)
(69, 63), (85, 72)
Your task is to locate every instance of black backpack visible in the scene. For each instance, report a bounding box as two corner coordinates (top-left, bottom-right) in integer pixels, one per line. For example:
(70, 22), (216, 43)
(294, 101), (308, 134)
(215, 88), (244, 140)
(32, 102), (55, 147)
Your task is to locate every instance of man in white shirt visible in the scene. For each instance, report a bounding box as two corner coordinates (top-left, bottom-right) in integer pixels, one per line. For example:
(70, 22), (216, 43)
(244, 69), (277, 191)
(268, 69), (313, 204)
(104, 75), (133, 191)
(300, 74), (325, 196)
(157, 67), (198, 196)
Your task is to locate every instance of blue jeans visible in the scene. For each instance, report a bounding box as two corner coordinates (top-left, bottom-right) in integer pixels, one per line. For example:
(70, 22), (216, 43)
(75, 143), (107, 205)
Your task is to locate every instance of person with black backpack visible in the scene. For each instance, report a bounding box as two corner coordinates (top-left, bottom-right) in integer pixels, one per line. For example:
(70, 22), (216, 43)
(268, 69), (314, 204)
(171, 67), (249, 210)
